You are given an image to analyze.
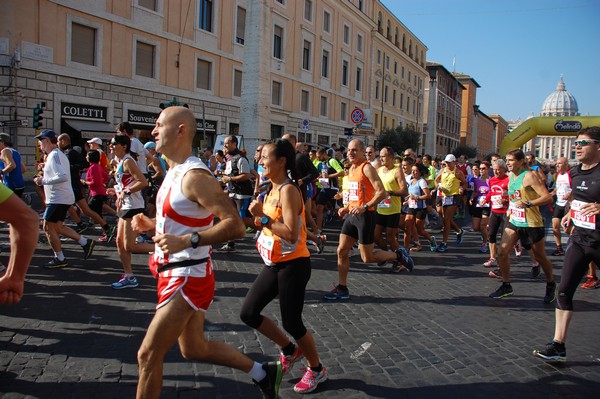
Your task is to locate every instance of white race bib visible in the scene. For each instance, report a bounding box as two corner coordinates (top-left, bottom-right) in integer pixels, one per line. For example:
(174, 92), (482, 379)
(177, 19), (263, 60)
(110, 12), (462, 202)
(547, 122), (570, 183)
(442, 196), (454, 206)
(408, 198), (418, 209)
(378, 196), (391, 208)
(348, 181), (359, 202)
(570, 200), (596, 230)
(510, 202), (526, 224)
(318, 178), (330, 189)
(256, 232), (275, 265)
(491, 194), (503, 209)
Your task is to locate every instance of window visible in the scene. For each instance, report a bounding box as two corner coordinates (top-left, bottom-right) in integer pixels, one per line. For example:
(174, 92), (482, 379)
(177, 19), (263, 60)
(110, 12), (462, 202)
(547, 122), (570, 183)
(71, 23), (96, 66)
(271, 124), (284, 140)
(233, 69), (242, 97)
(304, 0), (312, 22)
(377, 49), (381, 65)
(136, 41), (155, 78)
(358, 0), (363, 11)
(400, 93), (404, 109)
(199, 0), (213, 32)
(323, 10), (331, 33)
(386, 56), (389, 70)
(384, 85), (388, 103)
(320, 96), (328, 117)
(357, 33), (363, 52)
(375, 81), (380, 100)
(275, 0), (284, 4)
(301, 90), (310, 112)
(407, 96), (410, 112)
(273, 25), (283, 59)
(340, 102), (347, 121)
(394, 61), (398, 74)
(236, 7), (246, 45)
(196, 59), (212, 90)
(355, 67), (362, 91)
(342, 60), (349, 86)
(321, 50), (329, 78)
(393, 90), (397, 106)
(408, 70), (412, 82)
(302, 40), (311, 71)
(343, 24), (350, 45)
(138, 0), (157, 11)
(402, 65), (405, 79)
(272, 81), (282, 106)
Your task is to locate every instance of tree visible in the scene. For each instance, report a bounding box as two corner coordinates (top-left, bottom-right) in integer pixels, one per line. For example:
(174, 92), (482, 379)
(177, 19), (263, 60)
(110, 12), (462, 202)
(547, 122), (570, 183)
(452, 144), (478, 160)
(376, 125), (421, 154)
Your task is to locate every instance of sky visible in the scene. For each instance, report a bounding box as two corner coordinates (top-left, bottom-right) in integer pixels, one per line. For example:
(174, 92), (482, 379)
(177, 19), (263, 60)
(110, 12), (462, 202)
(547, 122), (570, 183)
(380, 0), (600, 122)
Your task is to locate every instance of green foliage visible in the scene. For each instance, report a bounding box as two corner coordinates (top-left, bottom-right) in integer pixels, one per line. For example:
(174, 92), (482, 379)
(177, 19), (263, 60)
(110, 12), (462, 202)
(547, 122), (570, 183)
(452, 145), (478, 159)
(376, 126), (421, 154)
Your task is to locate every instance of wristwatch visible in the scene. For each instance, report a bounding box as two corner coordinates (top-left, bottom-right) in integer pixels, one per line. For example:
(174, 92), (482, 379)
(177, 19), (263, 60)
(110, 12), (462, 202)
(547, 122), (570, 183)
(363, 204), (369, 210)
(260, 215), (270, 227)
(124, 189), (132, 196)
(190, 232), (201, 249)
(524, 201), (532, 208)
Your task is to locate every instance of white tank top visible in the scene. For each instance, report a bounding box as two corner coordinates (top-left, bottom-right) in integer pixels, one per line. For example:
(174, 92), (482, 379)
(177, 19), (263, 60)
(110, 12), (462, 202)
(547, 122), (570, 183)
(115, 154), (145, 210)
(153, 157), (214, 278)
(555, 171), (571, 207)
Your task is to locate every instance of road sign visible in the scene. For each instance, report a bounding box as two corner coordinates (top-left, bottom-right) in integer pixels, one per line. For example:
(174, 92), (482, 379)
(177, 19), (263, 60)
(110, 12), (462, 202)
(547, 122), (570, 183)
(301, 119), (310, 132)
(350, 108), (365, 124)
(0, 119), (28, 128)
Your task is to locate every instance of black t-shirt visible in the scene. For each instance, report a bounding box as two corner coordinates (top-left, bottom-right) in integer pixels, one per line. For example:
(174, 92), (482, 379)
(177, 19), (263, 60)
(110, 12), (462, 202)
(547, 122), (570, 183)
(570, 163), (600, 247)
(64, 148), (85, 190)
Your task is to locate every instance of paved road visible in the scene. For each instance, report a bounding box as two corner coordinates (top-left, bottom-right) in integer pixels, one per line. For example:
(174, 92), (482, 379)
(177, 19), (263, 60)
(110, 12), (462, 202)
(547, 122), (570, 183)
(1, 212), (599, 398)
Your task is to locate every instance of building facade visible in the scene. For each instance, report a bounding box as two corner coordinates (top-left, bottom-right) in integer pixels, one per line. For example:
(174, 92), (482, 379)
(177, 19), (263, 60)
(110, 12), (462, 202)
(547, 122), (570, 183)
(474, 109), (496, 157)
(452, 72), (481, 149)
(489, 114), (508, 155)
(0, 0), (428, 168)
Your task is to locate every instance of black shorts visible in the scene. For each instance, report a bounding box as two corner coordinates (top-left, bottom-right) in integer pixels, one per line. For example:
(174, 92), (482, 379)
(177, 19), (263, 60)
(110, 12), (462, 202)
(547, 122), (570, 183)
(442, 194), (461, 207)
(407, 208), (427, 220)
(506, 222), (545, 251)
(375, 212), (400, 228)
(44, 203), (71, 223)
(316, 188), (337, 206)
(341, 211), (375, 245)
(553, 204), (567, 219)
(118, 208), (145, 219)
(470, 206), (491, 218)
(89, 195), (107, 217)
(73, 186), (84, 202)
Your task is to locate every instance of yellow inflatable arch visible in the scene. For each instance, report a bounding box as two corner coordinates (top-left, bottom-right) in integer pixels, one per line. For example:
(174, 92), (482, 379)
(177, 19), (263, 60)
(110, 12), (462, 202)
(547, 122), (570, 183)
(499, 116), (600, 156)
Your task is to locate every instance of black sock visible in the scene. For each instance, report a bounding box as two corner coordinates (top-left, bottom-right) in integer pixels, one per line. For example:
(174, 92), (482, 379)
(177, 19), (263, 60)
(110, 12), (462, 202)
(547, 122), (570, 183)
(281, 342), (296, 357)
(102, 224), (110, 232)
(337, 284), (348, 291)
(309, 363), (323, 373)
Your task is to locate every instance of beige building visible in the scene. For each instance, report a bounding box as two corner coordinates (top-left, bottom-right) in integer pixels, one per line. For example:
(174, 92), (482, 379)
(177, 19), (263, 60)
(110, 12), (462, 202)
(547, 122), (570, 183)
(474, 109), (496, 157)
(452, 72), (480, 149)
(489, 114), (508, 155)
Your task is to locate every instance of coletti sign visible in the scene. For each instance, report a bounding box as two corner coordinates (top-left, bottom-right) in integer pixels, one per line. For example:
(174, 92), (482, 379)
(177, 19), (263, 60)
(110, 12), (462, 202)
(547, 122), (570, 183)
(61, 103), (106, 120)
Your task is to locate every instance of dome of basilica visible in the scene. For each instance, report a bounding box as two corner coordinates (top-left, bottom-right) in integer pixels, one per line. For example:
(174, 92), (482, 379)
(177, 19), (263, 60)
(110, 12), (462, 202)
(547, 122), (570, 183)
(540, 76), (579, 117)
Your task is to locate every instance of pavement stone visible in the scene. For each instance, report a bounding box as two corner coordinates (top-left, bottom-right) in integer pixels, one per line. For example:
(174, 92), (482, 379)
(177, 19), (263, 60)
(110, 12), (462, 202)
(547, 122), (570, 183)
(1, 209), (599, 398)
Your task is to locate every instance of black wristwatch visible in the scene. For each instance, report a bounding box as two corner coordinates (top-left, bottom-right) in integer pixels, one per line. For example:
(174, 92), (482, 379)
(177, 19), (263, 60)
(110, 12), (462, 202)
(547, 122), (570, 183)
(190, 232), (201, 249)
(363, 204), (369, 210)
(524, 201), (532, 208)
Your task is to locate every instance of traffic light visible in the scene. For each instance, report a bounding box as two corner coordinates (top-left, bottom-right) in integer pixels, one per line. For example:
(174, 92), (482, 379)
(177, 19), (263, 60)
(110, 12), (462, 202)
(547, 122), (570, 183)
(159, 97), (189, 109)
(33, 103), (44, 129)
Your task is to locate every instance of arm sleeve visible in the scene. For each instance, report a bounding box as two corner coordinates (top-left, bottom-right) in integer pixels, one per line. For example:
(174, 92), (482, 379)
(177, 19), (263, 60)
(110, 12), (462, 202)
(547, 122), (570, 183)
(42, 153), (70, 185)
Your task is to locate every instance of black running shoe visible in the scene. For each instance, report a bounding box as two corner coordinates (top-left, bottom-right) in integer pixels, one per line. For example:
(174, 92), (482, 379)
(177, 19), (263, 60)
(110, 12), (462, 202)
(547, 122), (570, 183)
(255, 361), (283, 399)
(533, 341), (566, 362)
(531, 264), (541, 278)
(82, 239), (95, 260)
(45, 257), (69, 269)
(544, 281), (557, 304)
(489, 282), (513, 299)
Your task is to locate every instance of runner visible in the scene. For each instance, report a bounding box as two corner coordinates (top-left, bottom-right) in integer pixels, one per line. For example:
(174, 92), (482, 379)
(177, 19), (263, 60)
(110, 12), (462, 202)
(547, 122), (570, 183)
(131, 106), (282, 399)
(469, 162), (491, 253)
(550, 156), (571, 256)
(434, 154), (466, 252)
(482, 159), (509, 268)
(489, 149), (556, 302)
(315, 147), (344, 233)
(533, 126), (600, 362)
(241, 139), (327, 394)
(323, 139), (413, 300)
(404, 162), (436, 252)
(0, 133), (26, 197)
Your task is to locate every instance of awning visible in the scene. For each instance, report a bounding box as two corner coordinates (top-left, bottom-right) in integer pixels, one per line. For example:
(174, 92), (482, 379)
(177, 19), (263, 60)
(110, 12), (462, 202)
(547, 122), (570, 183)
(65, 119), (115, 140)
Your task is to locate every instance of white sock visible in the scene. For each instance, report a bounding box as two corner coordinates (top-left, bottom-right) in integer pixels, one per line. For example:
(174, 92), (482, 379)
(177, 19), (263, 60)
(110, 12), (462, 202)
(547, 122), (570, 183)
(248, 362), (266, 382)
(54, 251), (65, 261)
(78, 236), (88, 246)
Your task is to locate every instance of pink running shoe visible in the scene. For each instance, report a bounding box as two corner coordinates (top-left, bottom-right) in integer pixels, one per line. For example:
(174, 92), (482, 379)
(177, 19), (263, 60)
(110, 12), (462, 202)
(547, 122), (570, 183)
(293, 367), (328, 394)
(483, 258), (498, 268)
(279, 345), (304, 374)
(514, 241), (522, 257)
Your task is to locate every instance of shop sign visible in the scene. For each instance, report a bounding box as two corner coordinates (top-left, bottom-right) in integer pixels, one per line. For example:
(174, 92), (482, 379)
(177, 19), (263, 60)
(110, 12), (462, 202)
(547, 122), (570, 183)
(62, 103), (106, 120)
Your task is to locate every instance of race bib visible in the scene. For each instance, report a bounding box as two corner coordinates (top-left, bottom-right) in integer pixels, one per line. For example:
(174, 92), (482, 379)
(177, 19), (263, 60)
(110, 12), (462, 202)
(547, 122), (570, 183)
(318, 178), (330, 189)
(556, 186), (571, 207)
(256, 232), (275, 265)
(442, 196), (454, 206)
(510, 202), (526, 224)
(342, 191), (349, 206)
(570, 200), (596, 230)
(378, 196), (391, 208)
(348, 181), (359, 202)
(491, 194), (503, 209)
(476, 196), (489, 208)
(408, 198), (418, 209)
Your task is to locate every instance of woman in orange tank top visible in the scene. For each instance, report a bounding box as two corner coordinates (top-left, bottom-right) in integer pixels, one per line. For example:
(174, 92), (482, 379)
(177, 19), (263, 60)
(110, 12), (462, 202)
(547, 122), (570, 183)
(241, 140), (328, 393)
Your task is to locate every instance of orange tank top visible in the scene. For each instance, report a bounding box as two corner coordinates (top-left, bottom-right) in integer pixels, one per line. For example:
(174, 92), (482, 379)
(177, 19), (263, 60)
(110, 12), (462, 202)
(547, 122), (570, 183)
(348, 161), (376, 210)
(256, 181), (310, 266)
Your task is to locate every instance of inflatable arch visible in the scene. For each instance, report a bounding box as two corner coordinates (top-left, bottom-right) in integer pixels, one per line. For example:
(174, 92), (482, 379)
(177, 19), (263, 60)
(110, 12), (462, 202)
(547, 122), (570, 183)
(499, 116), (600, 156)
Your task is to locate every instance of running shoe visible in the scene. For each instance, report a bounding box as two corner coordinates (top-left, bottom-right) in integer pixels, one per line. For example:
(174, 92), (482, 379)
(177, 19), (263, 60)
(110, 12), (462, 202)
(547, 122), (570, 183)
(293, 367), (328, 394)
(255, 361), (283, 399)
(280, 345), (304, 374)
(581, 275), (600, 289)
(551, 246), (565, 256)
(97, 232), (109, 243)
(533, 341), (566, 362)
(322, 285), (350, 300)
(514, 241), (522, 257)
(436, 242), (448, 252)
(544, 281), (557, 304)
(45, 257), (69, 269)
(107, 225), (117, 243)
(75, 223), (89, 234)
(316, 234), (326, 254)
(455, 228), (464, 245)
(111, 275), (139, 289)
(390, 263), (408, 273)
(489, 268), (502, 279)
(219, 243), (236, 252)
(395, 247), (414, 272)
(82, 239), (95, 260)
(489, 282), (513, 299)
(429, 236), (437, 252)
(409, 243), (422, 252)
(479, 243), (489, 253)
(531, 262), (541, 278)
(483, 258), (498, 268)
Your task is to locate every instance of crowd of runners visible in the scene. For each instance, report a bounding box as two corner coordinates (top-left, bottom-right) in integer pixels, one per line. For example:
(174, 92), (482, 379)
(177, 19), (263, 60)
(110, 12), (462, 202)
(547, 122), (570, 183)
(0, 114), (599, 396)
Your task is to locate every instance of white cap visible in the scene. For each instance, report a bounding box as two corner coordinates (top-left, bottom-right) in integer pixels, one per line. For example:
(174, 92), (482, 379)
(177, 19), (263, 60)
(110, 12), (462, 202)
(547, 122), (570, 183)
(87, 137), (102, 145)
(444, 154), (457, 163)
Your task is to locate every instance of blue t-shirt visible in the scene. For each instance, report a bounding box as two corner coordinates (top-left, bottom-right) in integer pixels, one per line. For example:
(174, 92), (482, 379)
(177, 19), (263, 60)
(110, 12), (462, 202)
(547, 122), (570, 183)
(0, 147), (25, 190)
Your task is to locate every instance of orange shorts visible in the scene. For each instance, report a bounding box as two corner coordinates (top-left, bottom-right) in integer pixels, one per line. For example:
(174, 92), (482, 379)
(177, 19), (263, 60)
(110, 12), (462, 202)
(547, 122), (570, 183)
(156, 274), (215, 311)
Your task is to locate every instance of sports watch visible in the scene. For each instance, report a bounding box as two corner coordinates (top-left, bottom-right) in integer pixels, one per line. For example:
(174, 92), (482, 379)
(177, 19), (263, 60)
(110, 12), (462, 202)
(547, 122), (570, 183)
(190, 232), (201, 249)
(260, 216), (270, 227)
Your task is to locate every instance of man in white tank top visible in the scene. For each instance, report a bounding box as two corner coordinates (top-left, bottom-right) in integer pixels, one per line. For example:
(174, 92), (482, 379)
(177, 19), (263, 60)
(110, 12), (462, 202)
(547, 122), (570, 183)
(550, 157), (571, 256)
(131, 107), (283, 399)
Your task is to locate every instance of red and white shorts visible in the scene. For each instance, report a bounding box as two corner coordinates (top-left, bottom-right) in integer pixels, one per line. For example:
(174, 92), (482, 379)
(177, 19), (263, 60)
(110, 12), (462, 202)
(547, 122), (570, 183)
(156, 274), (215, 311)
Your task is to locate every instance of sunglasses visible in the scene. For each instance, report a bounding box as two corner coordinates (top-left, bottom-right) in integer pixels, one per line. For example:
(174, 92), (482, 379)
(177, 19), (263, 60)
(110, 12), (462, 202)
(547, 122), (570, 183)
(110, 141), (118, 145)
(574, 139), (600, 147)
